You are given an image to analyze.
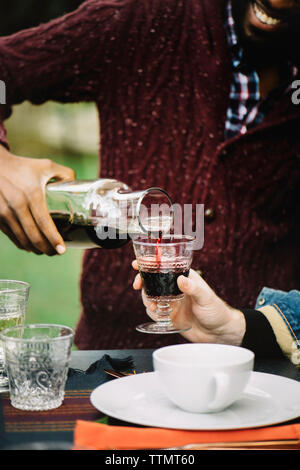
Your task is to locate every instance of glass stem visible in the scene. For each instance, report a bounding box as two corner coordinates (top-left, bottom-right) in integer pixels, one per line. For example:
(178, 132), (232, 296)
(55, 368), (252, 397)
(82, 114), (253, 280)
(156, 300), (172, 326)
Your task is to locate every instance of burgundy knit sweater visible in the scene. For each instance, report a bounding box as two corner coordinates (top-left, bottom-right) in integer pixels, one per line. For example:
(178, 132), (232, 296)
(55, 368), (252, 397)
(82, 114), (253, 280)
(1, 0), (300, 350)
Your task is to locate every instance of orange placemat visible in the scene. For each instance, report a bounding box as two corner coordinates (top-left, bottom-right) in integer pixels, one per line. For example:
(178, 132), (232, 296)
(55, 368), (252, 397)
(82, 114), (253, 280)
(74, 420), (300, 450)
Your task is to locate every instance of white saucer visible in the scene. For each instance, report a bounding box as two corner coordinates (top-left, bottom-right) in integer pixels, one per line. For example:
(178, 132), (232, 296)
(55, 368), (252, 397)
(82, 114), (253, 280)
(90, 372), (300, 430)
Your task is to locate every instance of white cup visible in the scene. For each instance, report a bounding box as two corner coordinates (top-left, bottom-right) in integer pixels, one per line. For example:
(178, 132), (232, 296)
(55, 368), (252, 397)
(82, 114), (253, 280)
(153, 343), (254, 413)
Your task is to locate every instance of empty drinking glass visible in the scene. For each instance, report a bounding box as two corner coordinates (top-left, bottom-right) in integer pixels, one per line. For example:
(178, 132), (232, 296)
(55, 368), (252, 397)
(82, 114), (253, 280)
(0, 324), (74, 410)
(0, 280), (30, 391)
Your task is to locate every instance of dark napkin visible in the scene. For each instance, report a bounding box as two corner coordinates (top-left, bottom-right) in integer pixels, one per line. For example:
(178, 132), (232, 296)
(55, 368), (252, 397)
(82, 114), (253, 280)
(66, 354), (135, 390)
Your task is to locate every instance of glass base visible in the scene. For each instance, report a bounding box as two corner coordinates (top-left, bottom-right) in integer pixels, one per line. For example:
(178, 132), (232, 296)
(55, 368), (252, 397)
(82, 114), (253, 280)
(10, 397), (64, 411)
(0, 372), (9, 392)
(136, 322), (191, 334)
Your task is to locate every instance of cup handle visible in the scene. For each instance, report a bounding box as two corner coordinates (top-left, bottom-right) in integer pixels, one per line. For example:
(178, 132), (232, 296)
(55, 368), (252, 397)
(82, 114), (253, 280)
(208, 372), (231, 411)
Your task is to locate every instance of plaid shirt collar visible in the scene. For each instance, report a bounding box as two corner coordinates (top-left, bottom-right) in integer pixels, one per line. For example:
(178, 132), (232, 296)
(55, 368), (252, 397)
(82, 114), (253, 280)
(226, 0), (243, 69)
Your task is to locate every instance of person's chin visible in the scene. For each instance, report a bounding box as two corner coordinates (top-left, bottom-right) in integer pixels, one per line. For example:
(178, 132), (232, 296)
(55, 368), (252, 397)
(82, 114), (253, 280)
(243, 0), (288, 44)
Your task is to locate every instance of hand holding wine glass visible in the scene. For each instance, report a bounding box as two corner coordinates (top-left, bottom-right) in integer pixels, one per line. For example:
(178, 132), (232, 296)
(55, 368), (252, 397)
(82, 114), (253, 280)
(133, 263), (246, 345)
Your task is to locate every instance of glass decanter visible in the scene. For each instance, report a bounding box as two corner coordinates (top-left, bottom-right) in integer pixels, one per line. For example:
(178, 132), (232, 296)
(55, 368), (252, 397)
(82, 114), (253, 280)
(46, 179), (173, 249)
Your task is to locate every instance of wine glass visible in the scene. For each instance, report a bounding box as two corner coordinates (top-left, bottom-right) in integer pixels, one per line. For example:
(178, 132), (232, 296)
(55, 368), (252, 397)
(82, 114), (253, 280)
(0, 280), (30, 391)
(133, 235), (195, 334)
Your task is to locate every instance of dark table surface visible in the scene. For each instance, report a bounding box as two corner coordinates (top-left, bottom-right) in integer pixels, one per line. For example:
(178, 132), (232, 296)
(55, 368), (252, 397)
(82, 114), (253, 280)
(70, 349), (154, 373)
(0, 349), (299, 450)
(70, 348), (300, 380)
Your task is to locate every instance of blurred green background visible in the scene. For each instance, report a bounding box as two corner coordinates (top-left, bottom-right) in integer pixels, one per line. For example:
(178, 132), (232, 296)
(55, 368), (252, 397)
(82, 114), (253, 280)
(0, 103), (99, 334)
(0, 2), (99, 336)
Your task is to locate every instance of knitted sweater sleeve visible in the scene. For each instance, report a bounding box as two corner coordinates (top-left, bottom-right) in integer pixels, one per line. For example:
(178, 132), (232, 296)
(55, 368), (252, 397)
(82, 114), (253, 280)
(0, 0), (153, 147)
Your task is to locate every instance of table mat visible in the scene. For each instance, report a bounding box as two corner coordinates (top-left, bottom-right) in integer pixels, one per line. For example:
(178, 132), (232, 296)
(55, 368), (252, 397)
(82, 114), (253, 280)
(2, 390), (104, 434)
(0, 354), (134, 449)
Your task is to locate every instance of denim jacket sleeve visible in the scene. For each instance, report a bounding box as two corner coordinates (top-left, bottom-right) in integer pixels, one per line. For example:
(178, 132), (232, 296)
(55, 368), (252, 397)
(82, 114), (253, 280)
(255, 287), (300, 366)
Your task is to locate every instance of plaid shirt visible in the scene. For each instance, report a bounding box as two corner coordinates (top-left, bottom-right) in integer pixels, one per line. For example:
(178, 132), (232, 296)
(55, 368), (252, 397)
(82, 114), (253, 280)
(225, 0), (298, 140)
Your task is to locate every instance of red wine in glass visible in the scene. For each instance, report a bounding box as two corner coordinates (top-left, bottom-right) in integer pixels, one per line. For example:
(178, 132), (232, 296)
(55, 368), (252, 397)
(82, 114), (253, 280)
(150, 232), (190, 297)
(133, 235), (194, 334)
(156, 231), (162, 268)
(140, 265), (190, 298)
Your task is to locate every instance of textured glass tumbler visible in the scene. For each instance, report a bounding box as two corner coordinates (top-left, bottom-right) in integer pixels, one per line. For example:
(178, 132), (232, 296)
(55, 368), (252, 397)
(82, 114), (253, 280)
(0, 280), (30, 391)
(133, 235), (195, 334)
(0, 324), (74, 411)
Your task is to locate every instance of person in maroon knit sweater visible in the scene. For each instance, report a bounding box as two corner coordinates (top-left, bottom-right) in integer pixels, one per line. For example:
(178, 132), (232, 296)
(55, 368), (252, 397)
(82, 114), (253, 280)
(0, 0), (300, 352)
